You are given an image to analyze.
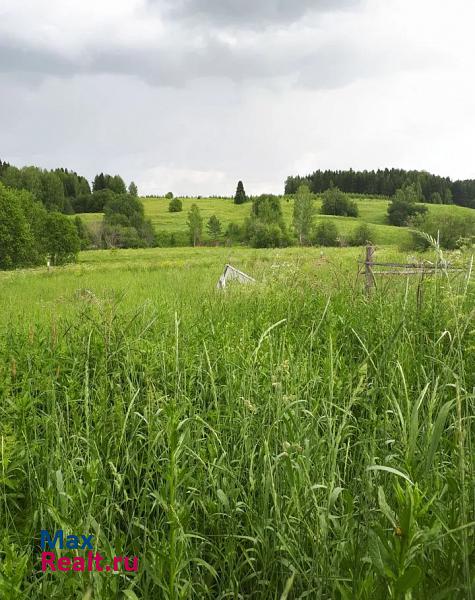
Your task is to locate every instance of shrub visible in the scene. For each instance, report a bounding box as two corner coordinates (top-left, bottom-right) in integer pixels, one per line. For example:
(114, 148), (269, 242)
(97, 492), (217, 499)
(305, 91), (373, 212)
(410, 213), (475, 250)
(349, 223), (375, 246)
(225, 222), (242, 243)
(321, 187), (358, 217)
(74, 216), (91, 250)
(168, 197), (183, 212)
(103, 194), (155, 248)
(250, 194), (285, 227)
(244, 195), (289, 247)
(387, 185), (427, 226)
(313, 221), (339, 246)
(248, 222), (289, 248)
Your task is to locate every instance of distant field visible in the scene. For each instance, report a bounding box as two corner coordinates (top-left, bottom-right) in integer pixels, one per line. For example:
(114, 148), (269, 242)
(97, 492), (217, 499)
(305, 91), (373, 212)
(75, 196), (475, 246)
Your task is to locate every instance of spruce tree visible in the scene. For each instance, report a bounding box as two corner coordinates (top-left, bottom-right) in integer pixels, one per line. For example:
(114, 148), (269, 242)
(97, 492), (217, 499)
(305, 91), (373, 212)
(234, 180), (247, 204)
(206, 215), (222, 242)
(93, 173), (106, 192)
(128, 181), (138, 197)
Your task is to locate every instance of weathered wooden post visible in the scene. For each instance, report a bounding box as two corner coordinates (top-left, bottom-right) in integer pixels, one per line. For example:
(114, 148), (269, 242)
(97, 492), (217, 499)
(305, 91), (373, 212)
(365, 245), (375, 295)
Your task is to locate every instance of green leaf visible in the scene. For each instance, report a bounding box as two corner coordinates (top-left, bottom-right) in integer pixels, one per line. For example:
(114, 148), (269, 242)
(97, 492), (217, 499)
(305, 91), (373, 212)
(424, 400), (454, 475)
(408, 383), (429, 465)
(395, 565), (422, 593)
(217, 488), (230, 510)
(378, 486), (396, 528)
(368, 529), (395, 579)
(367, 465), (413, 485)
(329, 486), (344, 510)
(280, 571), (296, 600)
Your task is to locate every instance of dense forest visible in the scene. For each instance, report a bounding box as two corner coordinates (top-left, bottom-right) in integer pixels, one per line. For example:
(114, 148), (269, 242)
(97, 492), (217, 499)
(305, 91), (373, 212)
(285, 168), (475, 208)
(0, 159), (137, 214)
(0, 159), (153, 266)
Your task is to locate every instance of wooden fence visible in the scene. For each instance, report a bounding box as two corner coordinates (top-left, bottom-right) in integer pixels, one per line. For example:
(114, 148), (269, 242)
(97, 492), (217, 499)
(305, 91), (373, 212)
(358, 245), (467, 295)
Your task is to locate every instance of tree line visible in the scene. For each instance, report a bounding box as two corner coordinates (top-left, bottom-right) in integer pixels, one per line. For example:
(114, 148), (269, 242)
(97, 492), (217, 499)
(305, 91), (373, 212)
(0, 159), (138, 214)
(0, 159), (154, 267)
(284, 168), (475, 208)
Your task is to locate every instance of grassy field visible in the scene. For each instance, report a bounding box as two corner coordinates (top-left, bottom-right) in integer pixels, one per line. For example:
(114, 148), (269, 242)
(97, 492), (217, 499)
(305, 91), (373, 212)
(75, 195), (475, 247)
(0, 246), (474, 599)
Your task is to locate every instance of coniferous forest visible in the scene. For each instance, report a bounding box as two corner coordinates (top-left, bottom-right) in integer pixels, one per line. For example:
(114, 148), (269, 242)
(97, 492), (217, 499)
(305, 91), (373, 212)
(285, 168), (475, 208)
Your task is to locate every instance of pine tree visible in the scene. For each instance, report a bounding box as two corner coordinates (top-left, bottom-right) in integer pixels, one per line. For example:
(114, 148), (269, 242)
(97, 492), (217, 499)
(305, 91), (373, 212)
(93, 173), (106, 192)
(128, 181), (138, 196)
(206, 215), (222, 243)
(234, 180), (247, 204)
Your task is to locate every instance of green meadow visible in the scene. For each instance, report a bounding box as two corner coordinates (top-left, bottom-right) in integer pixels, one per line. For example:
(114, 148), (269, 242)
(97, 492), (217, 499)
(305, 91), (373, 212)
(74, 195), (475, 247)
(0, 246), (473, 598)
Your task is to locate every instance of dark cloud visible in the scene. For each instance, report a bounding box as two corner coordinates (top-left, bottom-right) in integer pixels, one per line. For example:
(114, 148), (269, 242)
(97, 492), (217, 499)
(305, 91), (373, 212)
(161, 0), (360, 28)
(0, 0), (365, 89)
(0, 35), (364, 91)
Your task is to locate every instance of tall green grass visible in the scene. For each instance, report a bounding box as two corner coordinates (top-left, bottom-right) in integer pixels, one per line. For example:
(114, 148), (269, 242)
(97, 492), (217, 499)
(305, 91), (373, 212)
(0, 247), (473, 598)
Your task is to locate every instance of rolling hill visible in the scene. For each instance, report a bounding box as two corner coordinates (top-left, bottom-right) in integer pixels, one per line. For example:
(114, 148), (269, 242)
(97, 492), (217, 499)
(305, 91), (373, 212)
(75, 195), (475, 246)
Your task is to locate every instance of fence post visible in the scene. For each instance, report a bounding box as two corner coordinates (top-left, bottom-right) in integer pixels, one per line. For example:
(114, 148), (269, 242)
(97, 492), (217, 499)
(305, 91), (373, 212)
(365, 245), (375, 295)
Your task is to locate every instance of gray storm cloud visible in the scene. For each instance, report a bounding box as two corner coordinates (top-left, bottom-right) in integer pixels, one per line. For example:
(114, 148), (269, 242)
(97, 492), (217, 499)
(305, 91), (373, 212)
(0, 0), (473, 196)
(161, 0), (360, 27)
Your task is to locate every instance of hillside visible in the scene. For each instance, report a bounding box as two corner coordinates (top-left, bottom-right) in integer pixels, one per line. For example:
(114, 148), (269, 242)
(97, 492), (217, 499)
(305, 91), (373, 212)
(75, 195), (475, 246)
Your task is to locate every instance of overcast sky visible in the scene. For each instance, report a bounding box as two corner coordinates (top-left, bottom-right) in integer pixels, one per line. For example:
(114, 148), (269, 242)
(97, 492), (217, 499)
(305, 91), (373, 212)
(1, 0), (474, 196)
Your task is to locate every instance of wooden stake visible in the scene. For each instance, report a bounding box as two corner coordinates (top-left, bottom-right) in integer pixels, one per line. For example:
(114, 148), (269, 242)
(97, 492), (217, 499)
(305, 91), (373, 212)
(365, 245), (375, 295)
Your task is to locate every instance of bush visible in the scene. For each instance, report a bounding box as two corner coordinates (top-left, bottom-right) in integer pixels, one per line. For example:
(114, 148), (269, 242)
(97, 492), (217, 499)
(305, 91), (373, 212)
(248, 222), (290, 248)
(155, 231), (189, 247)
(321, 187), (358, 217)
(225, 222), (242, 243)
(250, 194), (285, 226)
(410, 213), (475, 250)
(103, 194), (155, 248)
(313, 221), (340, 246)
(74, 216), (91, 250)
(387, 185), (427, 226)
(168, 198), (183, 212)
(165, 192), (174, 199)
(244, 195), (290, 247)
(349, 223), (375, 246)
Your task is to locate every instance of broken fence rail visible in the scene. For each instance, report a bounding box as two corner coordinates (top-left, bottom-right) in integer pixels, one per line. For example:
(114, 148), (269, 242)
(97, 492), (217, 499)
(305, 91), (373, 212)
(358, 245), (468, 294)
